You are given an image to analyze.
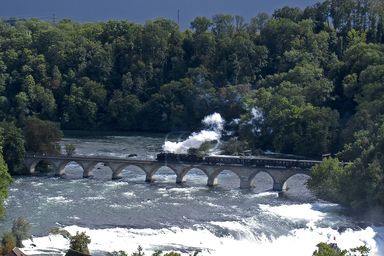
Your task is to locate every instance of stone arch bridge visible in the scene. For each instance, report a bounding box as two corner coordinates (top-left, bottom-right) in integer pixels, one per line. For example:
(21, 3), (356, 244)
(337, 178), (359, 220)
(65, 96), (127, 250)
(23, 154), (321, 191)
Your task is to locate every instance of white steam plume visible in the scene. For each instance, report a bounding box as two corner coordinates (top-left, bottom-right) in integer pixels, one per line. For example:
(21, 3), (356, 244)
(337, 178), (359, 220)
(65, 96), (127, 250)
(162, 113), (225, 154)
(202, 112), (224, 131)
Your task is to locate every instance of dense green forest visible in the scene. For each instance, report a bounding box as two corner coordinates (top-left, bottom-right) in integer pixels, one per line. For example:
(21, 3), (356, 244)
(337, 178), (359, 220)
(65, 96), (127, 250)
(0, 0), (384, 213)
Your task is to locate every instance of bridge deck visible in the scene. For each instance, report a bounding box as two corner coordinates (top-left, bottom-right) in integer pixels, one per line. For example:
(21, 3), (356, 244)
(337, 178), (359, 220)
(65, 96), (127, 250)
(23, 153), (323, 191)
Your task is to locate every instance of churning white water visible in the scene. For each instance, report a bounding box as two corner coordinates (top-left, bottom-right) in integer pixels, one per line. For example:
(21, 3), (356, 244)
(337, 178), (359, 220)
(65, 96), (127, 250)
(1, 134), (384, 256)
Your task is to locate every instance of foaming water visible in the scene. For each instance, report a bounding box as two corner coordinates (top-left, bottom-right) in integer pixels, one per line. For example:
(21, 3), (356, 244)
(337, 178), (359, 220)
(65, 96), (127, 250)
(20, 224), (383, 256)
(2, 134), (384, 255)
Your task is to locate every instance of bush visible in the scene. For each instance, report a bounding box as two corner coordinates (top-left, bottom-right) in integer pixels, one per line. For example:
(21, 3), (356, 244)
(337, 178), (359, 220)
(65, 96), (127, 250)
(1, 232), (16, 255)
(220, 137), (249, 155)
(11, 217), (31, 247)
(131, 246), (145, 256)
(312, 242), (370, 256)
(69, 232), (91, 254)
(65, 144), (76, 156)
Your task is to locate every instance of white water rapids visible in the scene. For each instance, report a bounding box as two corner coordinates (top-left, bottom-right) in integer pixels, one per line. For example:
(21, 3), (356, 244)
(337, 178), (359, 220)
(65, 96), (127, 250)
(1, 134), (383, 256)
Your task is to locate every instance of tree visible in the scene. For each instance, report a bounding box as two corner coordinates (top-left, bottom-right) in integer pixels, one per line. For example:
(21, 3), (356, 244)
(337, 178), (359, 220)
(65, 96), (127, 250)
(62, 86), (98, 129)
(273, 6), (303, 22)
(330, 0), (356, 33)
(107, 91), (142, 130)
(249, 13), (270, 34)
(191, 16), (212, 34)
(220, 137), (249, 155)
(307, 157), (346, 203)
(11, 217), (31, 248)
(241, 85), (339, 157)
(69, 232), (91, 254)
(211, 14), (235, 37)
(0, 127), (12, 218)
(131, 246), (145, 256)
(0, 122), (25, 174)
(24, 117), (63, 154)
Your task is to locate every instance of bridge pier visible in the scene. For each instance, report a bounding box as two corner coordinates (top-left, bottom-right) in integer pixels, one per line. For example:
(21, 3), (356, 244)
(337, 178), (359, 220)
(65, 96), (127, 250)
(176, 174), (186, 184)
(207, 176), (218, 187)
(82, 167), (94, 178)
(145, 174), (153, 183)
(112, 172), (123, 180)
(272, 181), (287, 192)
(79, 161), (98, 178)
(240, 177), (255, 189)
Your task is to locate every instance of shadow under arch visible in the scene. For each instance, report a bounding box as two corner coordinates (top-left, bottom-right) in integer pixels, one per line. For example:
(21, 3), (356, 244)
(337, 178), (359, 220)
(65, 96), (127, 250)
(281, 173), (312, 195)
(151, 165), (178, 183)
(90, 162), (113, 179)
(251, 171), (275, 193)
(57, 160), (85, 178)
(214, 168), (242, 189)
(182, 167), (210, 185)
(118, 164), (148, 181)
(31, 159), (56, 174)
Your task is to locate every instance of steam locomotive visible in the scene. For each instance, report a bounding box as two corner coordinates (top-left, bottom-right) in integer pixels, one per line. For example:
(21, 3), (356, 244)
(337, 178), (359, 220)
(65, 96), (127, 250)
(156, 152), (320, 169)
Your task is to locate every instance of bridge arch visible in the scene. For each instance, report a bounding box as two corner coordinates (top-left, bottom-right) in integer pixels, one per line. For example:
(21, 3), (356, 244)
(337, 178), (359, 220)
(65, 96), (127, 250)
(209, 168), (242, 188)
(211, 168), (242, 180)
(90, 162), (114, 179)
(279, 172), (311, 192)
(149, 165), (179, 183)
(57, 160), (85, 177)
(28, 159), (58, 174)
(113, 164), (148, 180)
(250, 170), (275, 192)
(177, 167), (210, 184)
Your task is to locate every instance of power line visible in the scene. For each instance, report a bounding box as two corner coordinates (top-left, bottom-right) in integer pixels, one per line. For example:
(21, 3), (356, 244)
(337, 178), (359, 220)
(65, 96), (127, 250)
(52, 13), (56, 24)
(177, 9), (180, 26)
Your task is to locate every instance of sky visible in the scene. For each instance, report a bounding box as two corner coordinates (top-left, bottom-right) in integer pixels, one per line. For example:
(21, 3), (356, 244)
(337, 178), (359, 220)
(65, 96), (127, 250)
(0, 0), (319, 29)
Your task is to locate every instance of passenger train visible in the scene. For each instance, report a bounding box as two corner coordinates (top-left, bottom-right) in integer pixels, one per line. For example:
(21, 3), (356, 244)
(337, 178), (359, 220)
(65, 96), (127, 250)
(156, 152), (321, 169)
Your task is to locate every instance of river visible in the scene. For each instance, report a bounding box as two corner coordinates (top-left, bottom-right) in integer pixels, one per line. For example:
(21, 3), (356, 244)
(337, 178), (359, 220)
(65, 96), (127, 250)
(1, 134), (384, 255)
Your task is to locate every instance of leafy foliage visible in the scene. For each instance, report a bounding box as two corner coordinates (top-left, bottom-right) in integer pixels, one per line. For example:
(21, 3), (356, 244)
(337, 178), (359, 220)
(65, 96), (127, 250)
(220, 137), (250, 155)
(0, 121), (25, 174)
(308, 158), (346, 203)
(309, 119), (384, 210)
(0, 232), (16, 255)
(64, 143), (76, 156)
(312, 242), (370, 256)
(24, 117), (63, 154)
(0, 127), (12, 217)
(69, 231), (91, 254)
(11, 217), (31, 247)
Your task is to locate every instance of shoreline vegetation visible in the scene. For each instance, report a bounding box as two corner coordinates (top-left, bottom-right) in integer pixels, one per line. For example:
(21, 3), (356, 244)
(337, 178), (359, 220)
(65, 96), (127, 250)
(1, 0), (384, 254)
